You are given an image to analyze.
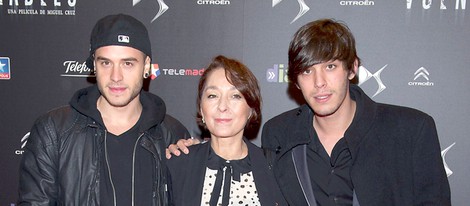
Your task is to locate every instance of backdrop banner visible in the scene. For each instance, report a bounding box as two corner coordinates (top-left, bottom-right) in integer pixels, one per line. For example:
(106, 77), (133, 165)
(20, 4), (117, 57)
(1, 0), (468, 205)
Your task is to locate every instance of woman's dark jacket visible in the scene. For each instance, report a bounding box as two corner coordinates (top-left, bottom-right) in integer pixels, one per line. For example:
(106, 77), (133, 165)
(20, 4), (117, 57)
(262, 84), (451, 206)
(18, 85), (190, 206)
(167, 140), (287, 206)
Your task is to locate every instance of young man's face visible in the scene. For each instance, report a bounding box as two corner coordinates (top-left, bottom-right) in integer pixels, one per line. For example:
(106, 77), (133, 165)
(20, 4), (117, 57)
(297, 59), (357, 118)
(94, 45), (150, 108)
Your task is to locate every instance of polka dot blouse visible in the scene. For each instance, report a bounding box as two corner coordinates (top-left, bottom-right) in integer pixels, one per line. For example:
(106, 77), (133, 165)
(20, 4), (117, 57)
(201, 149), (261, 206)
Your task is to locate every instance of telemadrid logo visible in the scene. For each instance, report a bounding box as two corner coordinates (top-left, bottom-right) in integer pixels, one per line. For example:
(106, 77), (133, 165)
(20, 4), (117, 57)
(150, 63), (161, 80)
(358, 65), (387, 97)
(132, 0), (169, 22)
(149, 63), (205, 78)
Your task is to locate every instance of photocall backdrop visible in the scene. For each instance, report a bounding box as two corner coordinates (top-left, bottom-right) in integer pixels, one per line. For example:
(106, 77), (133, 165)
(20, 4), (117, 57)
(1, 0), (468, 204)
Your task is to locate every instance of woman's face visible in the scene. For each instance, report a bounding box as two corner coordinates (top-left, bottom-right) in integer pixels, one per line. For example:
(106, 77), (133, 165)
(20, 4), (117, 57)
(200, 68), (252, 139)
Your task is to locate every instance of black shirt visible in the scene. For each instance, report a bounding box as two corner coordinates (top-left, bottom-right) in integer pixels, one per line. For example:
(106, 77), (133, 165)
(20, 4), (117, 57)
(100, 117), (154, 206)
(307, 119), (354, 206)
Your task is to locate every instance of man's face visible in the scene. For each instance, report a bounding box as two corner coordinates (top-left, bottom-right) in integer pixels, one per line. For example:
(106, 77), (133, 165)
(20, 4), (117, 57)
(94, 45), (150, 108)
(297, 59), (356, 118)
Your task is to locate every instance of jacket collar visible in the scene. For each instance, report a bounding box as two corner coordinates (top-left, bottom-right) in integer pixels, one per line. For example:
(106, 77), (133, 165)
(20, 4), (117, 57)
(69, 85), (167, 132)
(344, 84), (378, 160)
(282, 104), (314, 153)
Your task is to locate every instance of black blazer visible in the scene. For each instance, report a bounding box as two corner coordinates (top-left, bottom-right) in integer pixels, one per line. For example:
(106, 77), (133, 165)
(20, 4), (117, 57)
(167, 140), (287, 206)
(262, 85), (451, 206)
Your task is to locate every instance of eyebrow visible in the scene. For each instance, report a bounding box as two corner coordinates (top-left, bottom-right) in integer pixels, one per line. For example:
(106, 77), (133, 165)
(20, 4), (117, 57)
(122, 57), (139, 62)
(95, 56), (139, 62)
(95, 56), (109, 61)
(204, 85), (237, 92)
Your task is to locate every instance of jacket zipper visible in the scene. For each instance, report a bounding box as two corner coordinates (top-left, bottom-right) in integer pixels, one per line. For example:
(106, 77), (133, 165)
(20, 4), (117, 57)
(131, 133), (145, 206)
(104, 130), (146, 206)
(104, 131), (117, 206)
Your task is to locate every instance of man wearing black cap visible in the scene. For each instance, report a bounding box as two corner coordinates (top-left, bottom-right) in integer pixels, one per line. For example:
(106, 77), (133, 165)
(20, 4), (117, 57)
(18, 14), (190, 205)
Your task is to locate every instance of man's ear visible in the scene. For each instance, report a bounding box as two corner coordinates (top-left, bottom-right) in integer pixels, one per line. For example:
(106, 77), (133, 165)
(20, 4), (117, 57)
(144, 56), (151, 74)
(348, 59), (359, 80)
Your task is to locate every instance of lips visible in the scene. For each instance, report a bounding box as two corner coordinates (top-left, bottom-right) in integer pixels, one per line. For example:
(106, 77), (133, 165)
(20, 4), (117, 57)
(314, 93), (331, 103)
(215, 118), (232, 123)
(108, 86), (126, 94)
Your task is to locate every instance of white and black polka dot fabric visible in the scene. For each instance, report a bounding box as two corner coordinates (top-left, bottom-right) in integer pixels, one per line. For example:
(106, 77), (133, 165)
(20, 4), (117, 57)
(201, 167), (261, 206)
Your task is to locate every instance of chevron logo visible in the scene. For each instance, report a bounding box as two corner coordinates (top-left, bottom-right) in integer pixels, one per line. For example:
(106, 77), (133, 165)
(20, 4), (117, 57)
(408, 67), (434, 86)
(413, 67), (429, 81)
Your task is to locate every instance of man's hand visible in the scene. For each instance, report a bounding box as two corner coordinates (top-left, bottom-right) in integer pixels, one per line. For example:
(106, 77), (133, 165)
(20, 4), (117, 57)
(165, 137), (201, 159)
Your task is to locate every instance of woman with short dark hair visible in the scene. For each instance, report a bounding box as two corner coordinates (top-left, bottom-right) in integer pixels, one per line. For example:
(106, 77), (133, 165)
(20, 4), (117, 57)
(167, 55), (286, 206)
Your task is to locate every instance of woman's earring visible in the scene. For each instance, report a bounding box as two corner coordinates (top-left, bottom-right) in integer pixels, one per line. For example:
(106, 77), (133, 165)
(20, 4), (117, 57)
(202, 116), (205, 124)
(143, 72), (150, 79)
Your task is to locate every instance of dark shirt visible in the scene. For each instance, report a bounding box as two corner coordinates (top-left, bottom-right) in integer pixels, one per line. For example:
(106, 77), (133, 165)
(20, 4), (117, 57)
(100, 117), (154, 206)
(307, 118), (354, 206)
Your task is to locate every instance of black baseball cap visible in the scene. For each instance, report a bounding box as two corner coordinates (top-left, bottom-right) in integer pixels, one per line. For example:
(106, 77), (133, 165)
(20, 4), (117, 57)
(86, 14), (152, 69)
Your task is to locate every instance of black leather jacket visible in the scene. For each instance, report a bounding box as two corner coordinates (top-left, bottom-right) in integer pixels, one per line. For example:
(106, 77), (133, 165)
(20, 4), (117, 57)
(18, 86), (190, 206)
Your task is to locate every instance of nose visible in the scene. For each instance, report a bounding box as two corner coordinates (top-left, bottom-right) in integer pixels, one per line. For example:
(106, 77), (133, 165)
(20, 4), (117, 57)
(314, 70), (326, 88)
(217, 97), (228, 112)
(110, 66), (123, 82)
